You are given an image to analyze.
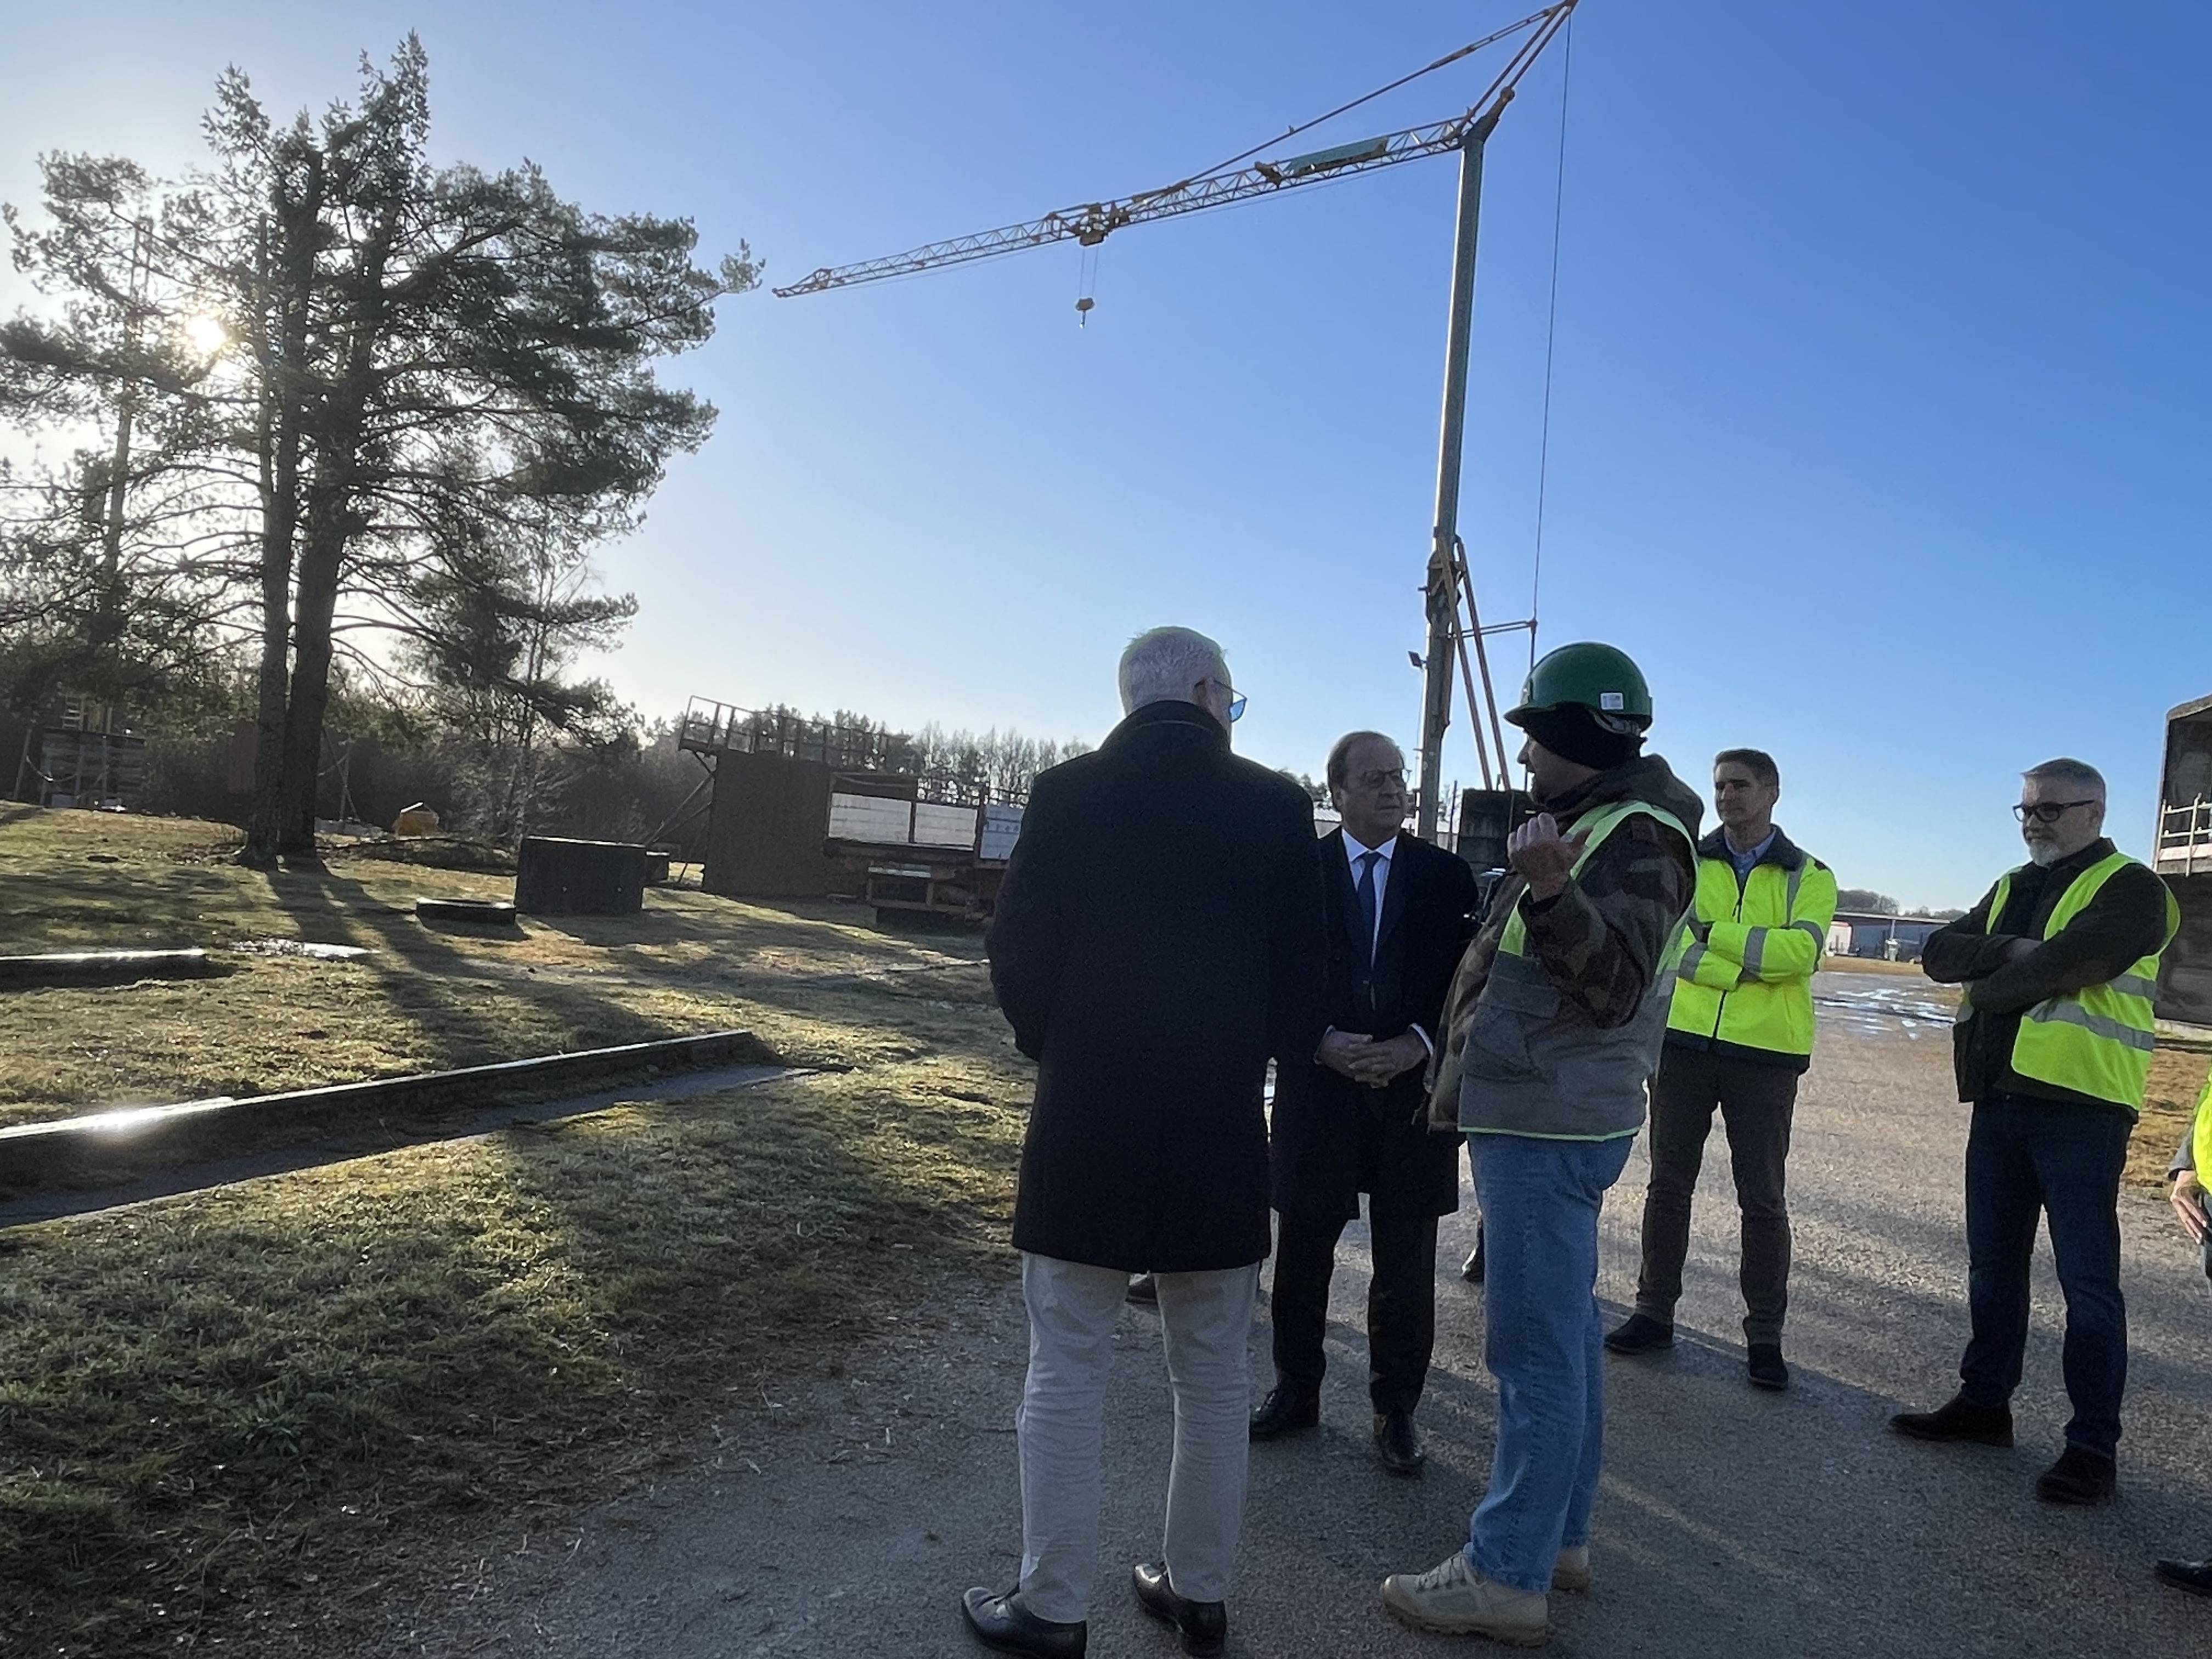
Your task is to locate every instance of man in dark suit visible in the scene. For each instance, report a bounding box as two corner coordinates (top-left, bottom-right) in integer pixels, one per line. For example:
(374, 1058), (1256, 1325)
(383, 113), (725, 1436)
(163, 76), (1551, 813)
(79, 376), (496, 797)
(1252, 731), (1479, 1476)
(963, 626), (1327, 1659)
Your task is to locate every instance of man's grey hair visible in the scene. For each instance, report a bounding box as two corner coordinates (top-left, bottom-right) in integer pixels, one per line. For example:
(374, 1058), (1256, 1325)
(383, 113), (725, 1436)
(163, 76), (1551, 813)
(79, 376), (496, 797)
(1327, 730), (1402, 792)
(1118, 625), (1228, 715)
(2023, 757), (2107, 799)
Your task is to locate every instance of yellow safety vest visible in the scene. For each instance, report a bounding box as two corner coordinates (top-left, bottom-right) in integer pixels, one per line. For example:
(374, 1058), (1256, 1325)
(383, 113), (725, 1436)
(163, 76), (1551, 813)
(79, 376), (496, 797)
(1668, 851), (1838, 1059)
(1967, 850), (2180, 1112)
(1462, 795), (1696, 1141)
(2193, 1067), (2212, 1184)
(1497, 798), (1695, 960)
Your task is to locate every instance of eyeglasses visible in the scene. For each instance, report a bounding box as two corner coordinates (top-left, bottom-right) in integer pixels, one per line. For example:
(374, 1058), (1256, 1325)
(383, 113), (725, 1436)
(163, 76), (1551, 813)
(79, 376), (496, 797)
(2012, 799), (2099, 825)
(1352, 768), (1407, 792)
(1205, 679), (1247, 723)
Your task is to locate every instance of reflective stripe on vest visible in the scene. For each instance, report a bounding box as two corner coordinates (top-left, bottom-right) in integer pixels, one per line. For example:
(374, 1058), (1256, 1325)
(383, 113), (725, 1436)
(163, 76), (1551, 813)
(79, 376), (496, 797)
(1667, 851), (1836, 1059)
(1963, 850), (2181, 1111)
(2194, 1069), (2212, 1189)
(1497, 798), (1695, 958)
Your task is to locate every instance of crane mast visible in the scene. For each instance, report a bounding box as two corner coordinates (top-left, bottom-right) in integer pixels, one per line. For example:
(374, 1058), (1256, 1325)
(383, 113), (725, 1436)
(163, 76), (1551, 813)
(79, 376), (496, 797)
(777, 2), (1581, 839)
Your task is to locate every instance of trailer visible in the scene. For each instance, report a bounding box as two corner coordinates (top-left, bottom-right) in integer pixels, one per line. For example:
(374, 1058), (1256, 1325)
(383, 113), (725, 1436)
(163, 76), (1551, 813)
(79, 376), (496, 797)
(2154, 692), (2212, 1028)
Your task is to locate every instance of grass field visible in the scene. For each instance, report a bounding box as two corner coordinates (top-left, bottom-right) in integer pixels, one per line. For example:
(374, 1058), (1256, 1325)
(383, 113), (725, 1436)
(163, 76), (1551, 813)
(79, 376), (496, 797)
(0, 801), (992, 1127)
(0, 806), (1030, 1656)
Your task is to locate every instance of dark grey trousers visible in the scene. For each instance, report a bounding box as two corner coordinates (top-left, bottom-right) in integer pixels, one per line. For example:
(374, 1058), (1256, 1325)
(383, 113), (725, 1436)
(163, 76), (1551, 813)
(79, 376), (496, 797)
(1634, 1045), (1798, 1345)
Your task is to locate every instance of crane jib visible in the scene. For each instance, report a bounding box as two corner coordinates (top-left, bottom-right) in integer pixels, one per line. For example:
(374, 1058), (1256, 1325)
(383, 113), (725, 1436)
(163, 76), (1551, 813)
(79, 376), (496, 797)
(769, 0), (1570, 300)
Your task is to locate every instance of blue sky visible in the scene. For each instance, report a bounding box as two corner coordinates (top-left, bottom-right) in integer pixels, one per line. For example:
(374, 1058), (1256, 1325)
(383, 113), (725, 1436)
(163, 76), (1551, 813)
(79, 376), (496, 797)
(3, 2), (2206, 907)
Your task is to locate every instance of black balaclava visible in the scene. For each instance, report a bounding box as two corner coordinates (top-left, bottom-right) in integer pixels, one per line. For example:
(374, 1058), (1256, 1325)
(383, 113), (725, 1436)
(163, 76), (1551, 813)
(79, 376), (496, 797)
(1516, 705), (1644, 772)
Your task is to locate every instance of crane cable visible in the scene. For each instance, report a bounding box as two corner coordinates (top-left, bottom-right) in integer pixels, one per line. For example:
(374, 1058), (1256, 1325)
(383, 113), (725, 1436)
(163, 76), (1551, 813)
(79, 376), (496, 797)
(1160, 5), (1569, 195)
(1528, 10), (1575, 671)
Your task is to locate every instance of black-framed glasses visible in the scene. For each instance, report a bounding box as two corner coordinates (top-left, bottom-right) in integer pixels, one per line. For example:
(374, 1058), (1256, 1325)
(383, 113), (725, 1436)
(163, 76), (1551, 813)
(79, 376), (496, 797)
(2013, 799), (2098, 825)
(1206, 679), (1247, 723)
(1353, 768), (1407, 792)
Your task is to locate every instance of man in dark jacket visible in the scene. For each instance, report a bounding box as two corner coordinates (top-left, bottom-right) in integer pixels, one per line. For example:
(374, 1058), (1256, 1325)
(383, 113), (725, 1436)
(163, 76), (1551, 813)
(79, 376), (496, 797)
(1894, 758), (2179, 1509)
(1252, 730), (1478, 1477)
(963, 626), (1326, 1659)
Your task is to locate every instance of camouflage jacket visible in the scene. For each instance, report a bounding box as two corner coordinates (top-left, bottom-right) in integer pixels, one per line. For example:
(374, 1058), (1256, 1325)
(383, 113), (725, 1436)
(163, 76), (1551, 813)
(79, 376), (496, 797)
(1427, 755), (1702, 1130)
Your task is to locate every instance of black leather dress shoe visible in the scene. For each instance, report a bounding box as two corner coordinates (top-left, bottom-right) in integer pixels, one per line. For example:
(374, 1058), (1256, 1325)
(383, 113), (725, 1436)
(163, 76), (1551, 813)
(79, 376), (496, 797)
(2155, 1557), (2212, 1596)
(1374, 1408), (1425, 1477)
(1890, 1393), (2013, 1447)
(961, 1587), (1087, 1658)
(1132, 1561), (1226, 1657)
(1460, 1222), (1486, 1283)
(1248, 1381), (1319, 1440)
(1126, 1273), (1158, 1306)
(2036, 1445), (2117, 1506)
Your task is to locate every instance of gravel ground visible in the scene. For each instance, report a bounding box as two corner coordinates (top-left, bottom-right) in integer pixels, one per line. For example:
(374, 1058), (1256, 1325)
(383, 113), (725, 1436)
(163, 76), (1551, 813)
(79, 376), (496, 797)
(399, 975), (2210, 1657)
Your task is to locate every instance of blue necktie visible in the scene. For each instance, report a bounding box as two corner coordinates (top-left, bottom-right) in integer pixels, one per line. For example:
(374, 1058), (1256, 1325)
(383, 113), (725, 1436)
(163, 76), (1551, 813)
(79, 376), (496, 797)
(1355, 850), (1381, 972)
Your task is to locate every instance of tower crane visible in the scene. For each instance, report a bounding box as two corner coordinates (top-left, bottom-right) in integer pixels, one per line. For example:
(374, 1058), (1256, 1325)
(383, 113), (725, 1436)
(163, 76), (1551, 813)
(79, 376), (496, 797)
(777, 1), (1581, 839)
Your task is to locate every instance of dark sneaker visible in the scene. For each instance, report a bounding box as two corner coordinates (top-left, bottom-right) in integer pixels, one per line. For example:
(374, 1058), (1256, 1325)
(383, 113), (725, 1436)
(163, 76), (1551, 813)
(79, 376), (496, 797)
(2036, 1446), (2117, 1506)
(1747, 1343), (1790, 1391)
(1890, 1393), (2013, 1447)
(1603, 1313), (1674, 1356)
(2154, 1558), (2212, 1597)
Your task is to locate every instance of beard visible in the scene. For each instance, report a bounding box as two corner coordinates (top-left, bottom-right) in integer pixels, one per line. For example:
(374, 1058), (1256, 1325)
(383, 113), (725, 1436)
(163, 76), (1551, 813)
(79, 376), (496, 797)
(2025, 839), (2063, 867)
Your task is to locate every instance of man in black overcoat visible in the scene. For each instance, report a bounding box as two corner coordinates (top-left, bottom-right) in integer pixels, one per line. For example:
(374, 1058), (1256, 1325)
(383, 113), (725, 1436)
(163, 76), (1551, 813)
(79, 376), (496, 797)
(962, 626), (1326, 1659)
(1252, 730), (1478, 1476)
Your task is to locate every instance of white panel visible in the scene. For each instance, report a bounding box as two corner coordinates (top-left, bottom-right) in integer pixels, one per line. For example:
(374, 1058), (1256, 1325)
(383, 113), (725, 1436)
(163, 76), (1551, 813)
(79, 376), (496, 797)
(980, 804), (1024, 861)
(829, 793), (912, 843)
(913, 802), (978, 848)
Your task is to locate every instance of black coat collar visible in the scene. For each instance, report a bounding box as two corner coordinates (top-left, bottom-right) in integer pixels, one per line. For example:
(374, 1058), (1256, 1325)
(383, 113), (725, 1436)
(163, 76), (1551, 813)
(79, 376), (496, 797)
(1105, 699), (1229, 751)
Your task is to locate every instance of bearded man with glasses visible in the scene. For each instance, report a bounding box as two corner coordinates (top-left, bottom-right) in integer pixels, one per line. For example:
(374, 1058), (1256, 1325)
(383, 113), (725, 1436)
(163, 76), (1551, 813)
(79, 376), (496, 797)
(1894, 758), (2180, 1508)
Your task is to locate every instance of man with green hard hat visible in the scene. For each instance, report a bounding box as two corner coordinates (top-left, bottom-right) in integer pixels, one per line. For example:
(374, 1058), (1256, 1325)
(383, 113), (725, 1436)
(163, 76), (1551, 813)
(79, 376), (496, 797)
(1381, 641), (1702, 1646)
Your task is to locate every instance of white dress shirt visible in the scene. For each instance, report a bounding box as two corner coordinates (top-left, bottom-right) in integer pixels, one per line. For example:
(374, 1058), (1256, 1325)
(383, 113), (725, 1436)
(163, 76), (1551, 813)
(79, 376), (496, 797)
(1339, 830), (1432, 1056)
(1341, 830), (1398, 955)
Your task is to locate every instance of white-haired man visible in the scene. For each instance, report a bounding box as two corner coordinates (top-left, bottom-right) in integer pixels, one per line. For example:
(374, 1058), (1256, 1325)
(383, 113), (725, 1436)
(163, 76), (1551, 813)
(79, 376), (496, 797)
(967, 626), (1326, 1659)
(1897, 758), (2179, 1507)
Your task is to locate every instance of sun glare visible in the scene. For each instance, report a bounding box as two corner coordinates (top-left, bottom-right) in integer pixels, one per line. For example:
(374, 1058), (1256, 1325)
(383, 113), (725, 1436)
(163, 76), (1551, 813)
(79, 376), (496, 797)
(183, 313), (228, 356)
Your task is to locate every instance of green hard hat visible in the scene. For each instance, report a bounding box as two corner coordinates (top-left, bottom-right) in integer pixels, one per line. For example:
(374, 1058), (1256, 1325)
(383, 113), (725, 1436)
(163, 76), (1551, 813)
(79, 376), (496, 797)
(1506, 641), (1653, 734)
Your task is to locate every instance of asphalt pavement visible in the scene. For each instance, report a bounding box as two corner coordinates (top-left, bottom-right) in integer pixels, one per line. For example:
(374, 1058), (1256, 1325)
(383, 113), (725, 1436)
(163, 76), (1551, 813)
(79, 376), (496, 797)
(406, 974), (2211, 1657)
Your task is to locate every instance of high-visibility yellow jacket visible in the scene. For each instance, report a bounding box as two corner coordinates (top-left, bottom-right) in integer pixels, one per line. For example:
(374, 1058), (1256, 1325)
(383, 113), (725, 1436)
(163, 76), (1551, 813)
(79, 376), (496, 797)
(1965, 849), (2180, 1113)
(2191, 1067), (2212, 1183)
(1667, 827), (1837, 1070)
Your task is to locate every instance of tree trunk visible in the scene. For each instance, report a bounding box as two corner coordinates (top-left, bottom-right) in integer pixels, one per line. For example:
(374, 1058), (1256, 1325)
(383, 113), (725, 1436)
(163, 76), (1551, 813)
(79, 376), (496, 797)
(275, 512), (344, 857)
(241, 166), (320, 866)
(271, 201), (388, 861)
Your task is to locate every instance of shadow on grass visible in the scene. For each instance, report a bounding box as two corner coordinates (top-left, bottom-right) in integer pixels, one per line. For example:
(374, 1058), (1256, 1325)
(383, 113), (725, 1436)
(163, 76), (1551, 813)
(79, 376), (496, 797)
(0, 1056), (1028, 1658)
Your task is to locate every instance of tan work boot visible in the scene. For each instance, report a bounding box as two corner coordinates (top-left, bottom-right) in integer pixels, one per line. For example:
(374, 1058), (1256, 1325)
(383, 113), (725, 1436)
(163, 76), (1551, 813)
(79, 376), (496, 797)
(1550, 1545), (1590, 1594)
(1380, 1550), (1549, 1645)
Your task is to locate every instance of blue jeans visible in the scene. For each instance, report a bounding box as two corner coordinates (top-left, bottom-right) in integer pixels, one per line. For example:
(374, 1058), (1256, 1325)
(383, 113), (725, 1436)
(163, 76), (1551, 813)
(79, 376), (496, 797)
(1464, 1132), (1635, 1596)
(1958, 1096), (2132, 1458)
